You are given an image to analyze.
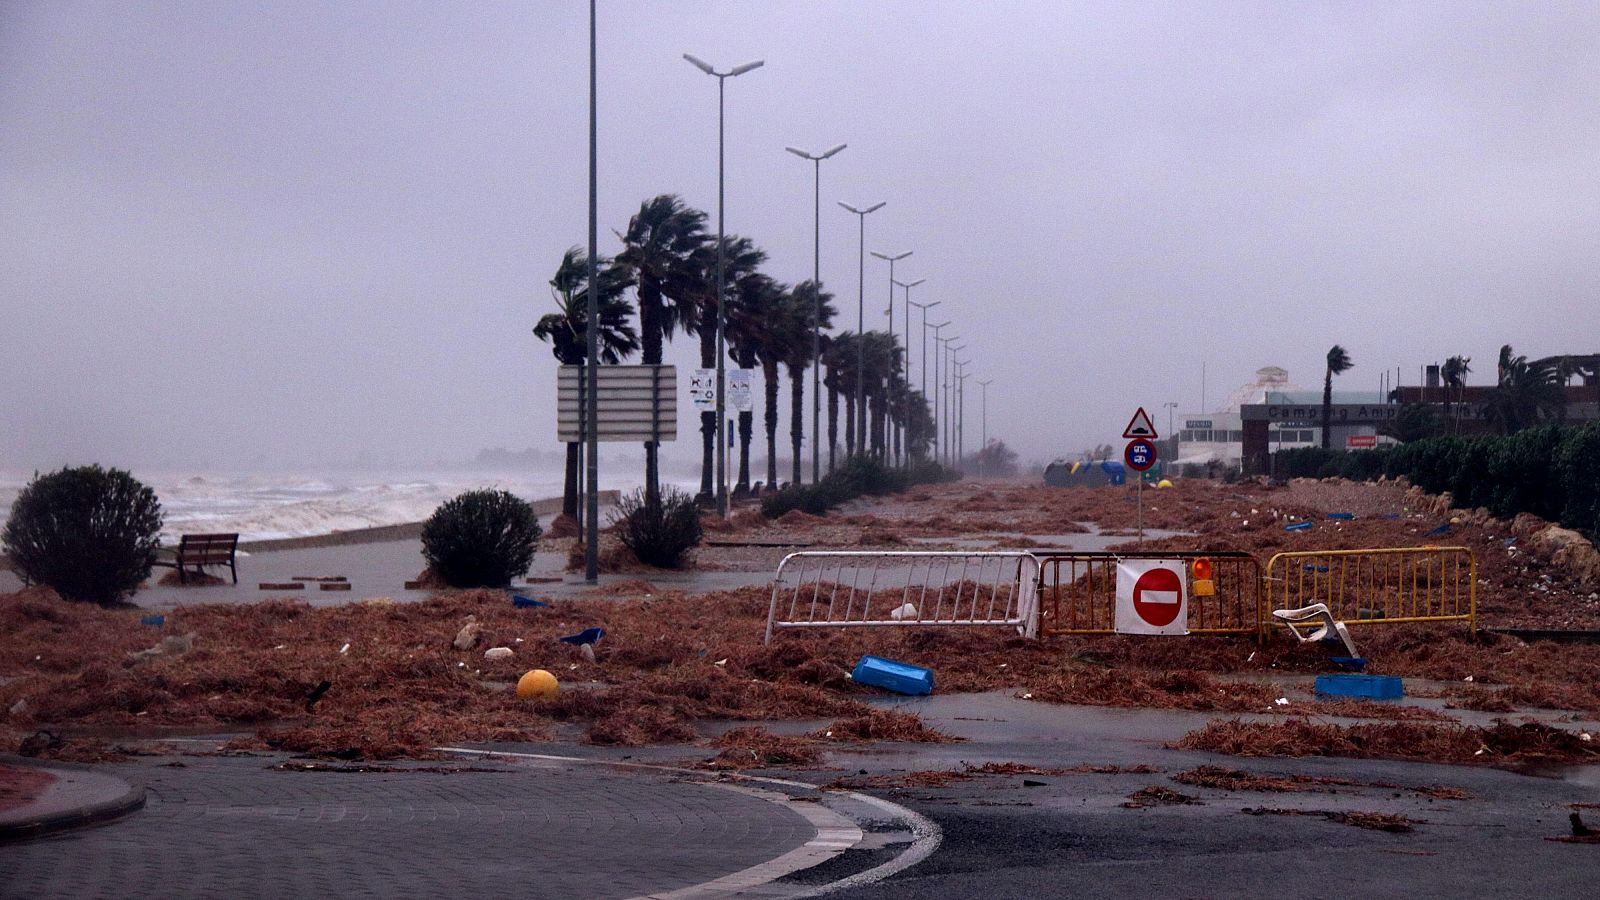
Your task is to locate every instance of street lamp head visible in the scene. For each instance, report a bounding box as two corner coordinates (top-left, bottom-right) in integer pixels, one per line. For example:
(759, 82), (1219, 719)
(894, 278), (926, 289)
(839, 200), (886, 215)
(683, 53), (715, 75)
(728, 59), (764, 77)
(871, 250), (913, 262)
(785, 146), (809, 159)
(821, 143), (848, 158)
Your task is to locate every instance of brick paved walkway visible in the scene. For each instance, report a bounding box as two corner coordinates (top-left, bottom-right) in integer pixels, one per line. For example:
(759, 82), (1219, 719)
(0, 754), (815, 899)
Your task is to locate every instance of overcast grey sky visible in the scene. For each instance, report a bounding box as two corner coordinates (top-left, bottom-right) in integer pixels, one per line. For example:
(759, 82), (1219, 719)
(4, 1), (1598, 472)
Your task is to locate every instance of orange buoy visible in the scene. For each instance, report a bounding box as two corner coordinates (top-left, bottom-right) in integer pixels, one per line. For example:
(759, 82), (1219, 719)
(516, 669), (559, 699)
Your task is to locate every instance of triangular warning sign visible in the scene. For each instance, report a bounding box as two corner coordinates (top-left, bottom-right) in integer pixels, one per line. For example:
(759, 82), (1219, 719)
(1122, 407), (1158, 439)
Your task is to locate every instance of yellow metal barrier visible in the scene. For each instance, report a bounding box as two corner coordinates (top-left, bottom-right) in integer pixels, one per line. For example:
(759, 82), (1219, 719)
(1262, 546), (1477, 633)
(1037, 551), (1263, 638)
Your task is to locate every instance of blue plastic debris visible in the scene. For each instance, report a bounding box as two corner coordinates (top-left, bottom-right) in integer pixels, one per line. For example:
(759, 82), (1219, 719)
(1327, 512), (1354, 520)
(850, 655), (934, 696)
(1424, 523), (1451, 537)
(559, 627), (604, 646)
(1302, 564), (1330, 573)
(140, 614), (165, 627)
(1285, 521), (1313, 532)
(1315, 673), (1403, 699)
(512, 593), (549, 609)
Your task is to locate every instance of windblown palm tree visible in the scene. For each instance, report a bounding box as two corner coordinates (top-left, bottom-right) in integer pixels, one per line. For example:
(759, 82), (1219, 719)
(614, 195), (711, 502)
(1486, 344), (1564, 434)
(823, 333), (859, 461)
(1441, 355), (1471, 434)
(534, 248), (639, 518)
(699, 235), (768, 499)
(1321, 345), (1353, 449)
(780, 281), (837, 485)
(725, 271), (782, 493)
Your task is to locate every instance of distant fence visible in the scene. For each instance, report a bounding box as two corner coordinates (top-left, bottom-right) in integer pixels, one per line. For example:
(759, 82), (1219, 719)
(1262, 546), (1477, 633)
(1036, 551), (1263, 638)
(763, 551), (1039, 644)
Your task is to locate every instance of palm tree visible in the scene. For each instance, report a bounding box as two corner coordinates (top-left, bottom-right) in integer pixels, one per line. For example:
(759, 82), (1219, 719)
(698, 236), (767, 499)
(1442, 355), (1471, 434)
(725, 271), (782, 493)
(823, 333), (858, 462)
(534, 248), (639, 518)
(858, 331), (899, 458)
(780, 281), (837, 485)
(1321, 345), (1353, 449)
(1486, 344), (1564, 434)
(613, 195), (711, 502)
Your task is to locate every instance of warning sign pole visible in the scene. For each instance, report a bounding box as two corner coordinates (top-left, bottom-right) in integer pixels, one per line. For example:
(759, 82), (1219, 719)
(1136, 471), (1143, 546)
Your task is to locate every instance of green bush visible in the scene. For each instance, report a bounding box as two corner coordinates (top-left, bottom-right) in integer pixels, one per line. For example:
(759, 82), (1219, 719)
(760, 457), (958, 519)
(421, 489), (541, 587)
(2, 465), (163, 605)
(612, 486), (702, 568)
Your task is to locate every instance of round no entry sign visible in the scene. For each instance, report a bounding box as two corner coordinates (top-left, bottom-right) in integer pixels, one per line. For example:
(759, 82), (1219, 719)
(1132, 566), (1184, 627)
(1125, 438), (1157, 471)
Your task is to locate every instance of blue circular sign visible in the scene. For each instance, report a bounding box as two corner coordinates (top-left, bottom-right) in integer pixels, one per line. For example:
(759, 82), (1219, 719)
(1125, 438), (1157, 472)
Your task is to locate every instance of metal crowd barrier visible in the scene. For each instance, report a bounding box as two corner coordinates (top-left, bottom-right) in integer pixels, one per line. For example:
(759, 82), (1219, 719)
(763, 551), (1040, 644)
(1035, 550), (1264, 638)
(1262, 546), (1477, 633)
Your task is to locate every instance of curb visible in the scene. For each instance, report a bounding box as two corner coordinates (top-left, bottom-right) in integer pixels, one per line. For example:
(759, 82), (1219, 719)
(0, 758), (146, 843)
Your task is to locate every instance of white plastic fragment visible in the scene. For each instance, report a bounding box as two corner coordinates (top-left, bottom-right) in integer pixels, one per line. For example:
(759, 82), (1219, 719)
(889, 603), (918, 621)
(339, 643), (350, 655)
(1275, 697), (1289, 706)
(484, 647), (513, 660)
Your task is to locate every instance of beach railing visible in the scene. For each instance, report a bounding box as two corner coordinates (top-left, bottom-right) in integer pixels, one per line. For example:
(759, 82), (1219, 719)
(763, 551), (1040, 644)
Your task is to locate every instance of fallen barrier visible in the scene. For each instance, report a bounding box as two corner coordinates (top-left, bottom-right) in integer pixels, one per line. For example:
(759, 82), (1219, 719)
(1262, 546), (1477, 633)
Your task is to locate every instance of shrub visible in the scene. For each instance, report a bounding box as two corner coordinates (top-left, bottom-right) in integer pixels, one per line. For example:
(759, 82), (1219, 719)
(612, 486), (702, 568)
(420, 489), (541, 587)
(2, 465), (163, 605)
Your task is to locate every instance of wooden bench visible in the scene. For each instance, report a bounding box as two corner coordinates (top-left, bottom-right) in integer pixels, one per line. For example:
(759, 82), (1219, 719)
(152, 533), (240, 584)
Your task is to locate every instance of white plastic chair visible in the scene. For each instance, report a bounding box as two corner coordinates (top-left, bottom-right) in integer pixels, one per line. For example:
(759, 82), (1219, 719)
(1271, 602), (1359, 658)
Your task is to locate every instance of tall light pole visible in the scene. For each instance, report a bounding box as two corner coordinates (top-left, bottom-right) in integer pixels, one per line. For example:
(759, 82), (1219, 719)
(953, 359), (970, 468)
(910, 301), (940, 458)
(870, 250), (911, 464)
(785, 143), (846, 483)
(928, 321), (950, 465)
(978, 378), (992, 477)
(895, 278), (925, 464)
(584, 0), (600, 582)
(684, 53), (763, 517)
(947, 343), (965, 463)
(839, 201), (885, 458)
(1162, 401), (1178, 478)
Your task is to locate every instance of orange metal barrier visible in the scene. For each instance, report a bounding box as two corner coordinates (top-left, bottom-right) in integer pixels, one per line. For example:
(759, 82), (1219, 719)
(1262, 546), (1477, 633)
(1036, 551), (1263, 638)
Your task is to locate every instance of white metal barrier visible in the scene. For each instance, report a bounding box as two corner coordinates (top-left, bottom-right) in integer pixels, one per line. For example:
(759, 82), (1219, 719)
(763, 551), (1040, 644)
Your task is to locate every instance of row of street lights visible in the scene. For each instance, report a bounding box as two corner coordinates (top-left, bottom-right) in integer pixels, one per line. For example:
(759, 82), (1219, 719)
(682, 49), (983, 503)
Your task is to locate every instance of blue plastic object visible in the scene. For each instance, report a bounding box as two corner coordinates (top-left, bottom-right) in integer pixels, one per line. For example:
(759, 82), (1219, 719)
(1327, 512), (1354, 520)
(1285, 521), (1313, 532)
(851, 655), (934, 696)
(1302, 564), (1330, 573)
(1100, 460), (1127, 486)
(1424, 523), (1451, 537)
(512, 593), (549, 609)
(1315, 674), (1403, 699)
(559, 627), (604, 646)
(140, 614), (165, 627)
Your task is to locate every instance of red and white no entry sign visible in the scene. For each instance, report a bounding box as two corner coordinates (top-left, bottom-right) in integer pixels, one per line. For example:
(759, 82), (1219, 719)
(1115, 559), (1188, 635)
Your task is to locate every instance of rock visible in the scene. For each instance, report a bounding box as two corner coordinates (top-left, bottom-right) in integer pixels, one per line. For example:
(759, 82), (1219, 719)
(453, 617), (483, 651)
(484, 647), (513, 660)
(1512, 512), (1550, 539)
(1531, 526), (1600, 591)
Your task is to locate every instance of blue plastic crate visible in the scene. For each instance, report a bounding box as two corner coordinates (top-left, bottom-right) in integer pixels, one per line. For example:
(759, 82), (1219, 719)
(851, 655), (934, 696)
(1315, 674), (1403, 700)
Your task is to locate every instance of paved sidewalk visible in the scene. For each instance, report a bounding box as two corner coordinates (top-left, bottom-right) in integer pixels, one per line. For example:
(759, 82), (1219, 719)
(0, 759), (144, 841)
(0, 753), (819, 900)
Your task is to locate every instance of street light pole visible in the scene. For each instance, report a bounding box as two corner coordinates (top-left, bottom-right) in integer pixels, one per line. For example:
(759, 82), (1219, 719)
(870, 250), (911, 465)
(895, 279), (925, 464)
(1162, 401), (1178, 479)
(684, 53), (763, 517)
(954, 361), (970, 468)
(785, 143), (846, 483)
(838, 201), (885, 459)
(978, 378), (992, 477)
(927, 321), (950, 465)
(584, 0), (600, 582)
(947, 343), (965, 464)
